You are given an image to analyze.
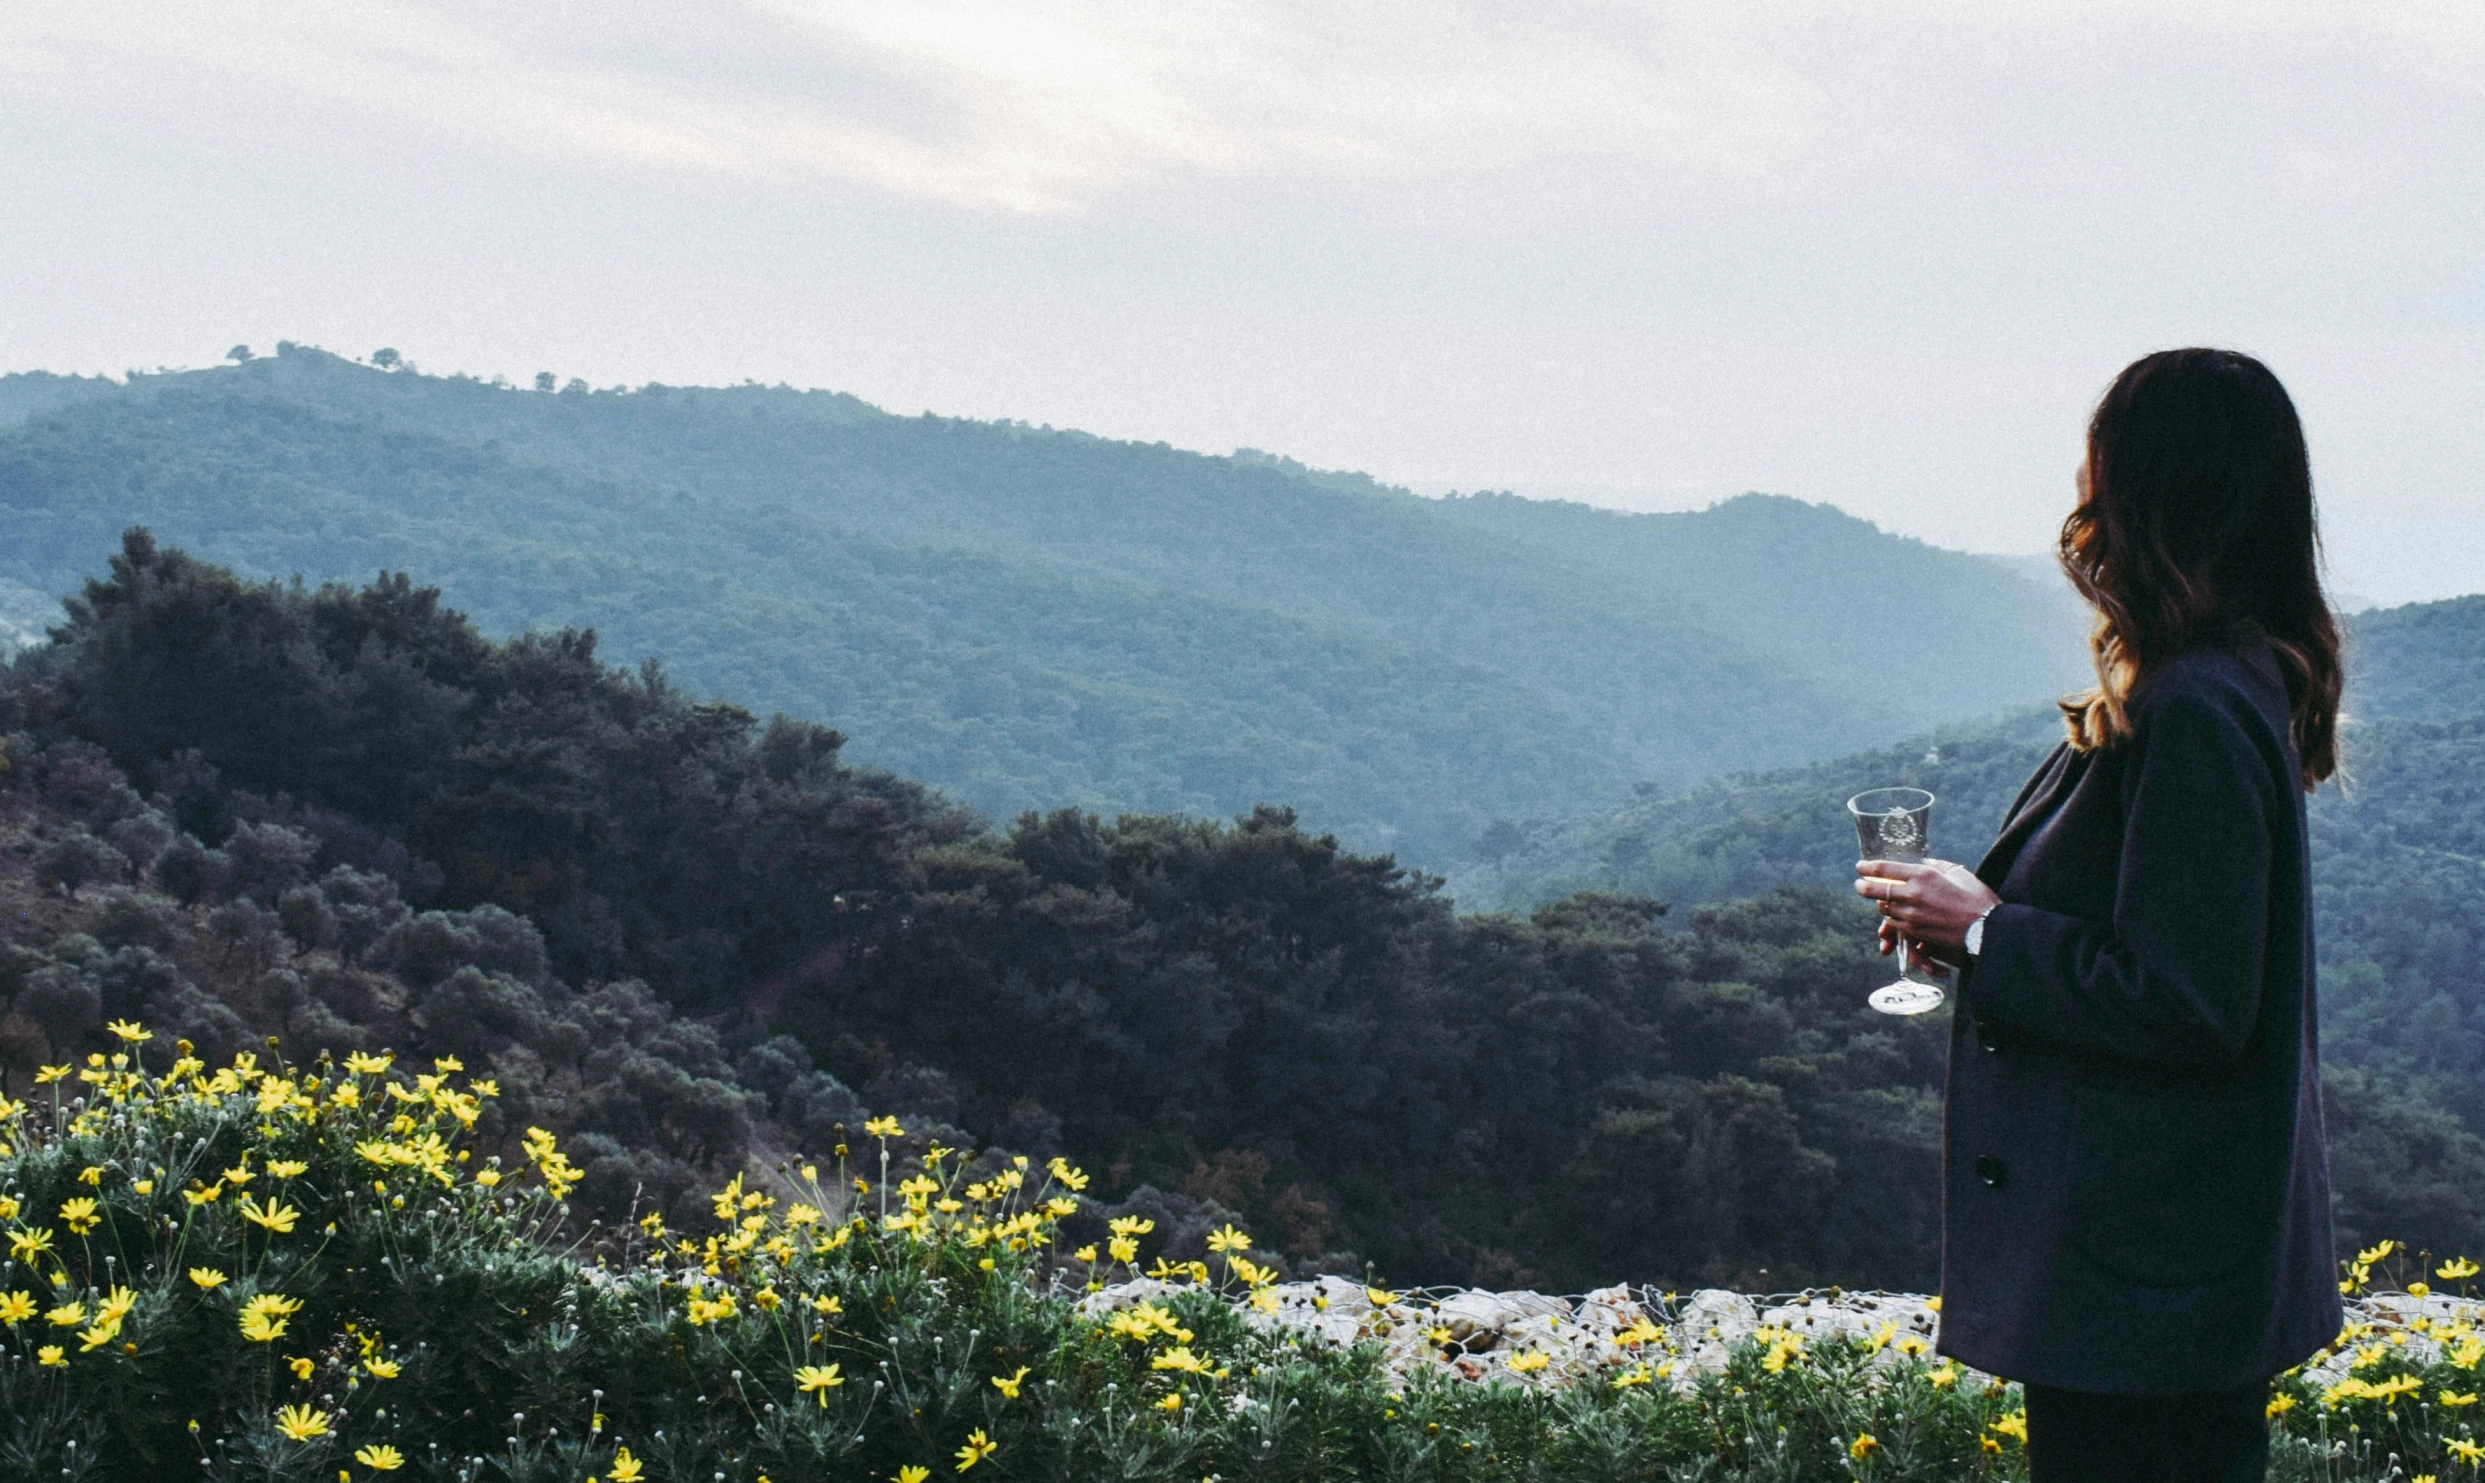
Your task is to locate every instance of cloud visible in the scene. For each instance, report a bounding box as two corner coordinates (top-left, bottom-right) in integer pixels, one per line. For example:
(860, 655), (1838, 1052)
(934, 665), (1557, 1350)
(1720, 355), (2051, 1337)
(7, 1), (1947, 211)
(9, 0), (2485, 602)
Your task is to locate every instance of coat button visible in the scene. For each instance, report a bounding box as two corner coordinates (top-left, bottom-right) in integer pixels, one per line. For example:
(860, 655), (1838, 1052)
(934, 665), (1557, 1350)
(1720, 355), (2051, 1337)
(1977, 1019), (2004, 1054)
(1975, 1155), (2007, 1189)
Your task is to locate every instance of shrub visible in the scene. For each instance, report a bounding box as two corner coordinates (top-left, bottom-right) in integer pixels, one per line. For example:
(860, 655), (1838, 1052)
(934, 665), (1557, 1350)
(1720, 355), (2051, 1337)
(7, 1019), (2477, 1482)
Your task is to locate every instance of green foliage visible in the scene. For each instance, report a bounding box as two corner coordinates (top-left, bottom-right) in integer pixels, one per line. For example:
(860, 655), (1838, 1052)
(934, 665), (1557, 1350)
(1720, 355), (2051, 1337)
(0, 1033), (2054, 1482)
(0, 539), (1954, 1292)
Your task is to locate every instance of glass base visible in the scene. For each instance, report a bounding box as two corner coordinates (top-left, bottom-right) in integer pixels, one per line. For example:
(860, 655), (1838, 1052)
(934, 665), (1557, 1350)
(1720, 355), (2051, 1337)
(1868, 980), (1947, 1016)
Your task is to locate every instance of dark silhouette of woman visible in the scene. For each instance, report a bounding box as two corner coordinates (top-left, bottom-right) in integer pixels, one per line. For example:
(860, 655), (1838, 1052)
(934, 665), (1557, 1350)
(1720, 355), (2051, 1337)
(1857, 348), (2343, 1482)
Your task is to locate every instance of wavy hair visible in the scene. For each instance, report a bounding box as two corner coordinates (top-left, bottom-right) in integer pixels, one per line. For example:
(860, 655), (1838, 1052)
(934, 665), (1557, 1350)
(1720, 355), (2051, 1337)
(2058, 348), (2341, 788)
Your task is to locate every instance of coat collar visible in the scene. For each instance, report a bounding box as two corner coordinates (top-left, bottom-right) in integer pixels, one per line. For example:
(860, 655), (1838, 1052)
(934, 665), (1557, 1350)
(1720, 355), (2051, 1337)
(1975, 740), (2086, 887)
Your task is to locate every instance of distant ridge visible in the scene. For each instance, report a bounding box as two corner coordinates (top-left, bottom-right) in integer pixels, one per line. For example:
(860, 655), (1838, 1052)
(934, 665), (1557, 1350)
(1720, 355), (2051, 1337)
(0, 344), (2091, 863)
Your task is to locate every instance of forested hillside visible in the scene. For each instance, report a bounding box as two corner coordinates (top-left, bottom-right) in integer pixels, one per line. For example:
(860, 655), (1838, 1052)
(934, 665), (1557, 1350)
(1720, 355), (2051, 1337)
(0, 347), (2089, 862)
(1454, 595), (2485, 1237)
(1451, 594), (2485, 911)
(4, 537), (2478, 1300)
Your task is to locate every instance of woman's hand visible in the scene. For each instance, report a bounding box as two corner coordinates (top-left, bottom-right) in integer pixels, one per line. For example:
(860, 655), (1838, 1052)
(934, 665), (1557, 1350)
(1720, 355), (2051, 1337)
(1855, 858), (2002, 969)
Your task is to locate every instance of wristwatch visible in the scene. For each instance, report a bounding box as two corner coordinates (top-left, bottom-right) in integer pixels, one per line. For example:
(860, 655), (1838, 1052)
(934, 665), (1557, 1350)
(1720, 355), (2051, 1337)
(1964, 906), (1997, 958)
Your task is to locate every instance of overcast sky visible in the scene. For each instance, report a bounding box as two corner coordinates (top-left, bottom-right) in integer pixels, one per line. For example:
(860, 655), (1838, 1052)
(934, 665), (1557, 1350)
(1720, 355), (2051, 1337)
(7, 2), (2483, 603)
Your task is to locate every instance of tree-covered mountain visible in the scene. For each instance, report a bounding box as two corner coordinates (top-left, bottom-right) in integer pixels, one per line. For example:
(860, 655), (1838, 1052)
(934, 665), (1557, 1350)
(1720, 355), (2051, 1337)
(0, 346), (2091, 863)
(1450, 595), (2485, 1224)
(0, 536), (1970, 1291)
(7, 538), (2477, 1294)
(1450, 594), (2485, 910)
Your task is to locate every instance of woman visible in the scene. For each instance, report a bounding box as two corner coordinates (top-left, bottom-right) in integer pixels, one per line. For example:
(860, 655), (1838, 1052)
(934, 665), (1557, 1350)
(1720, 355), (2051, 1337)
(1856, 348), (2343, 1482)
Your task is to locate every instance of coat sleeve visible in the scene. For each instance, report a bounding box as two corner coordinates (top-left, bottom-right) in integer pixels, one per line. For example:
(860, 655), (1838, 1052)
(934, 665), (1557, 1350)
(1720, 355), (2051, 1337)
(1965, 688), (2277, 1070)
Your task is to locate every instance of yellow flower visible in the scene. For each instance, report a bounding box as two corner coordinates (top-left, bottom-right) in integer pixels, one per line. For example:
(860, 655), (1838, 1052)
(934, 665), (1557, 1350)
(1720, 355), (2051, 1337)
(2439, 1258), (2481, 1281)
(1613, 1365), (1652, 1389)
(606, 1447), (645, 1482)
(954, 1428), (997, 1470)
(289, 1355), (315, 1381)
(2450, 1439), (2485, 1464)
(1850, 1434), (1880, 1460)
(354, 1443), (405, 1471)
(239, 1313), (287, 1343)
(991, 1366), (1029, 1398)
(189, 1268), (228, 1289)
(365, 1357), (401, 1379)
(1928, 1361), (1959, 1388)
(2266, 1393), (2297, 1419)
(267, 1160), (308, 1179)
(273, 1404), (330, 1442)
(240, 1197), (301, 1234)
(1156, 1392), (1183, 1412)
(811, 1295), (842, 1316)
(77, 1167), (103, 1186)
(2441, 1390), (2478, 1407)
(9, 1227), (55, 1262)
(1980, 1435), (2002, 1455)
(345, 1051), (393, 1074)
(1991, 1410), (2029, 1444)
(897, 1469), (930, 1483)
(45, 1301), (86, 1328)
(239, 1293), (301, 1343)
(1152, 1347), (1211, 1374)
(58, 1197), (100, 1235)
(1205, 1225), (1251, 1253)
(864, 1116), (905, 1139)
(1108, 1236), (1140, 1264)
(1366, 1287), (1399, 1308)
(37, 1345), (65, 1367)
(184, 1182), (224, 1207)
(0, 1291), (34, 1324)
(1506, 1350), (1550, 1374)
(76, 1317), (121, 1351)
(96, 1286), (134, 1323)
(132, 1180), (153, 1196)
(106, 1019), (151, 1043)
(794, 1363), (844, 1405)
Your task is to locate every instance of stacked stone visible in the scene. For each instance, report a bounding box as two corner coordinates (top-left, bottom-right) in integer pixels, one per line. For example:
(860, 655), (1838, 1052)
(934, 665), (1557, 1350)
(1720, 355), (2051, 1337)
(1082, 1277), (1946, 1389)
(1080, 1277), (2480, 1392)
(2298, 1290), (2485, 1388)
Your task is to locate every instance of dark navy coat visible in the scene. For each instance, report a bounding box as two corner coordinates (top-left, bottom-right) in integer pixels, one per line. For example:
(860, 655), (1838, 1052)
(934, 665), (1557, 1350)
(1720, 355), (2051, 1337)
(1939, 637), (2342, 1393)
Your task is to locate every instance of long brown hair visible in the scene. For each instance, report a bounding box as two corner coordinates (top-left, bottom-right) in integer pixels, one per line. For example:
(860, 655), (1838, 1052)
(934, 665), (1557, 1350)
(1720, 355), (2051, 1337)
(2058, 348), (2341, 788)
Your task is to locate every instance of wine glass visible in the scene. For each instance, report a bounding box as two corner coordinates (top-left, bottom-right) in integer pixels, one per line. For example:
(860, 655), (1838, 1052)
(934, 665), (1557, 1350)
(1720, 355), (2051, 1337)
(1847, 787), (1945, 1016)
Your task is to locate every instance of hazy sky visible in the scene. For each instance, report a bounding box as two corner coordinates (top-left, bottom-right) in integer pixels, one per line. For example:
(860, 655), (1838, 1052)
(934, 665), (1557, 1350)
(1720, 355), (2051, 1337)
(8, 2), (2484, 603)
